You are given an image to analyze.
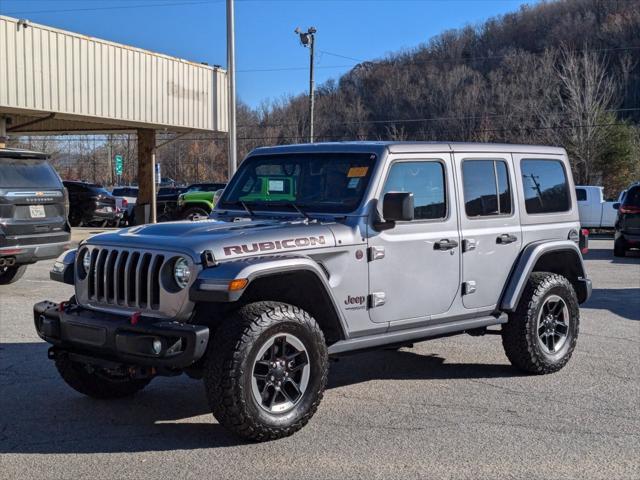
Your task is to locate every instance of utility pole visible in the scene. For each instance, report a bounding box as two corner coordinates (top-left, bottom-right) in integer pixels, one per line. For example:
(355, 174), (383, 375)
(295, 26), (316, 143)
(227, 0), (237, 178)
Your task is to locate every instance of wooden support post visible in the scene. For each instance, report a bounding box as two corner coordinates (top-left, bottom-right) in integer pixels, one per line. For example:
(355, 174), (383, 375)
(134, 129), (155, 225)
(0, 117), (8, 148)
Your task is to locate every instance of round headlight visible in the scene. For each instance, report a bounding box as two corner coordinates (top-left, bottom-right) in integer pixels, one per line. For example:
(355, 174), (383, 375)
(173, 257), (191, 289)
(82, 250), (92, 273)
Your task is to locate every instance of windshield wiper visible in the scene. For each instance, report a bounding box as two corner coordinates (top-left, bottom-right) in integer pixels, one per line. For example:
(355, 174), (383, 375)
(224, 200), (255, 217)
(287, 202), (312, 221)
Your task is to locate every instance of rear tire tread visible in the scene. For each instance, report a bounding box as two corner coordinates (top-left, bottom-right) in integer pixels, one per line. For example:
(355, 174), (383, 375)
(501, 272), (579, 375)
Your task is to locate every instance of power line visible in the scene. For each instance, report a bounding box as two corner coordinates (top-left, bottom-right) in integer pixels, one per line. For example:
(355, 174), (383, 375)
(239, 45), (640, 73)
(1, 1), (222, 15)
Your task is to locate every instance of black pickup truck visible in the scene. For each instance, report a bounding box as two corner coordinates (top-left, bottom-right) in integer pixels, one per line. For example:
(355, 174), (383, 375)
(0, 148), (70, 284)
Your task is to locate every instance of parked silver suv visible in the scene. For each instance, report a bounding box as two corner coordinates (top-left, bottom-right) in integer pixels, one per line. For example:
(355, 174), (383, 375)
(35, 142), (591, 441)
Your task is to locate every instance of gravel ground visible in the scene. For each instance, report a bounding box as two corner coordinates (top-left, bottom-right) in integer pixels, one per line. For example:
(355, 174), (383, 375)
(1, 239), (638, 480)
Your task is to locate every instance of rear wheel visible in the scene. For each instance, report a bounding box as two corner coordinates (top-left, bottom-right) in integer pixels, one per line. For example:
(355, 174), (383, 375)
(0, 264), (27, 284)
(55, 355), (151, 399)
(502, 272), (579, 374)
(204, 301), (328, 441)
(181, 206), (209, 221)
(614, 238), (627, 257)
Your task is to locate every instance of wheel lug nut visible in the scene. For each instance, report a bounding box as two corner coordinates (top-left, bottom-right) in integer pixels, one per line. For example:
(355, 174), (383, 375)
(270, 376), (275, 381)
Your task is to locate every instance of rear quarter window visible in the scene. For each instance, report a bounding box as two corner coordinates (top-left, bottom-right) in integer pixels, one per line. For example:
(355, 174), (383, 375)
(575, 188), (587, 201)
(521, 159), (570, 214)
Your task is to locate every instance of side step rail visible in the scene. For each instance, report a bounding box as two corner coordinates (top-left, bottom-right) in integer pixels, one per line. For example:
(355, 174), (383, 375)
(328, 314), (507, 355)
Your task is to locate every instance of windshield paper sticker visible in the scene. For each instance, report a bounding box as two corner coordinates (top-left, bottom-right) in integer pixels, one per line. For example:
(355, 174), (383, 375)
(347, 166), (369, 178)
(347, 178), (360, 189)
(268, 180), (285, 192)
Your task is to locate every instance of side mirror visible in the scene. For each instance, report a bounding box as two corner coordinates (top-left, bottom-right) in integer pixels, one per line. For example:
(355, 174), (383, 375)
(613, 202), (620, 210)
(375, 192), (414, 231)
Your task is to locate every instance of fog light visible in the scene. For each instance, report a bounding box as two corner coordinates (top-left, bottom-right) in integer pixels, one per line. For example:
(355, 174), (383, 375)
(152, 339), (162, 355)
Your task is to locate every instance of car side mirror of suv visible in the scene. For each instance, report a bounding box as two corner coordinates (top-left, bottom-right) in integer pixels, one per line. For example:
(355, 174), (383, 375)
(613, 202), (620, 210)
(374, 192), (414, 231)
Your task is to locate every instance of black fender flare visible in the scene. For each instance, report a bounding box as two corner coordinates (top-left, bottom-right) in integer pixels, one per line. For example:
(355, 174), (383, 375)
(500, 240), (591, 311)
(190, 254), (349, 338)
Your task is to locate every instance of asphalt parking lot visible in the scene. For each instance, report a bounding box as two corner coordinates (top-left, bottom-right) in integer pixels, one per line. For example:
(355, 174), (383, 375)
(1, 239), (638, 479)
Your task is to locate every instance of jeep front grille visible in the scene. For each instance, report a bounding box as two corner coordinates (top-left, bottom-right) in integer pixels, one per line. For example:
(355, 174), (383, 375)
(87, 247), (165, 310)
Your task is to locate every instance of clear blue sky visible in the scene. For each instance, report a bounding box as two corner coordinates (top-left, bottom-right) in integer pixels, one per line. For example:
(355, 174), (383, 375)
(0, 0), (531, 108)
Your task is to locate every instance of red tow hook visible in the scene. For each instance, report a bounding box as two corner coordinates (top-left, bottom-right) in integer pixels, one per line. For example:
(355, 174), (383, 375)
(130, 311), (141, 325)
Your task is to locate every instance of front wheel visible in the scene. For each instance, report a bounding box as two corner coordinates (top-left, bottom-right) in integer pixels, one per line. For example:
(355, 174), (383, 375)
(0, 264), (27, 284)
(501, 272), (579, 374)
(204, 302), (328, 441)
(181, 206), (209, 221)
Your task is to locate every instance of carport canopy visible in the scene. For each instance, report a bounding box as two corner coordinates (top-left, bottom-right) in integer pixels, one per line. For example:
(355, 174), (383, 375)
(0, 15), (228, 223)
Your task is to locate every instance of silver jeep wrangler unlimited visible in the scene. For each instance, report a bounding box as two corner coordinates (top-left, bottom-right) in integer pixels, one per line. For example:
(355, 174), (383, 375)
(35, 142), (592, 441)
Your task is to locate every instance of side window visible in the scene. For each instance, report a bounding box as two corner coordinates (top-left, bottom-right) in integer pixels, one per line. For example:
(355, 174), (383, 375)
(462, 160), (512, 217)
(575, 188), (587, 201)
(382, 161), (446, 220)
(521, 159), (570, 214)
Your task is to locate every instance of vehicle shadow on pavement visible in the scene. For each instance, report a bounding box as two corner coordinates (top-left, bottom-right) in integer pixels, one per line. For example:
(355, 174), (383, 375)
(584, 247), (640, 263)
(583, 288), (640, 321)
(0, 342), (243, 453)
(0, 342), (521, 454)
(327, 350), (521, 390)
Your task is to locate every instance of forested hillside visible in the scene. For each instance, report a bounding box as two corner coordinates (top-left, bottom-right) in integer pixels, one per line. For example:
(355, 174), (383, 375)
(13, 0), (640, 196)
(235, 0), (640, 195)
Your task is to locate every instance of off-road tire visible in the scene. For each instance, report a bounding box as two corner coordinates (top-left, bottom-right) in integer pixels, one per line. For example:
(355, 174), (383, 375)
(181, 206), (209, 221)
(0, 264), (27, 284)
(614, 238), (627, 257)
(55, 355), (151, 399)
(501, 272), (579, 374)
(204, 301), (329, 441)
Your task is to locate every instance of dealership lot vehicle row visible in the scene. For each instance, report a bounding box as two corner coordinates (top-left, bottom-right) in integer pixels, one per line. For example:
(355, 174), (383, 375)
(1, 239), (638, 479)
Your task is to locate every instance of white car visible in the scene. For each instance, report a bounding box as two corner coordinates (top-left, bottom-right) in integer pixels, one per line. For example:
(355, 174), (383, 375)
(111, 186), (138, 225)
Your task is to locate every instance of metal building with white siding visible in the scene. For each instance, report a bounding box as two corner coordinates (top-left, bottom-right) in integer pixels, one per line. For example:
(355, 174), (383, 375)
(0, 15), (228, 134)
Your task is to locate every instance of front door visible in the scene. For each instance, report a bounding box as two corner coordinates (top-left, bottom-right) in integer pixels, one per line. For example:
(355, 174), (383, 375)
(368, 157), (460, 324)
(454, 153), (521, 310)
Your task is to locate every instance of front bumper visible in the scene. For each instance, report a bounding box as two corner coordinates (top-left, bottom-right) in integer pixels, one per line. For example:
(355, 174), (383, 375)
(34, 301), (209, 369)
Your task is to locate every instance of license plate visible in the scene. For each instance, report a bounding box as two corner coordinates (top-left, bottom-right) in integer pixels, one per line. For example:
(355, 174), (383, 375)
(29, 205), (46, 218)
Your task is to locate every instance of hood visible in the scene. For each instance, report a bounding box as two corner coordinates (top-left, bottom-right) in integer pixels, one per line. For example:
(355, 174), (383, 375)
(85, 218), (337, 263)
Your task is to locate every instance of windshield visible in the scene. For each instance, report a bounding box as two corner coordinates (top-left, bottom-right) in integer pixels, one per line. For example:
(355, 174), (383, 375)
(0, 158), (61, 189)
(218, 153), (376, 214)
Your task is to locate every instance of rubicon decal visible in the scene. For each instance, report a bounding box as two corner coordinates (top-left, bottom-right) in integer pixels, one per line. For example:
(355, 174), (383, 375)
(223, 235), (327, 256)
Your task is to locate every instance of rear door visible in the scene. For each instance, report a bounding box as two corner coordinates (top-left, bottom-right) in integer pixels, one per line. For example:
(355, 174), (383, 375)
(454, 153), (521, 310)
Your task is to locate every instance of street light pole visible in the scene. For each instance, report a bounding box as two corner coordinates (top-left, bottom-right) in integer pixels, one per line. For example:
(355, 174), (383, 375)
(227, 0), (237, 177)
(295, 27), (316, 143)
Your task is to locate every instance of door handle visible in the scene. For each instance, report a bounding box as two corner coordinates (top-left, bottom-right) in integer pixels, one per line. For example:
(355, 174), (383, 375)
(496, 234), (518, 244)
(434, 239), (459, 250)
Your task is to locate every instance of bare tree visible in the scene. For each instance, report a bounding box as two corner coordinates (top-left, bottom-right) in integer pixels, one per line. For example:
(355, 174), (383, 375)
(556, 47), (618, 184)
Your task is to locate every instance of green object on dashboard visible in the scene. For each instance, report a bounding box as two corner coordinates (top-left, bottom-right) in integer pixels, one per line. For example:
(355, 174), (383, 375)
(239, 176), (296, 202)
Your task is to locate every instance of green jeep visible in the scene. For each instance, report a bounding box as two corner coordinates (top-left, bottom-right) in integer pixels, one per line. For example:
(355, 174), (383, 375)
(178, 183), (226, 220)
(239, 175), (296, 203)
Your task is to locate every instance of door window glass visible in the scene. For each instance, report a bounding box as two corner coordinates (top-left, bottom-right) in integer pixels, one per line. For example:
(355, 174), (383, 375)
(462, 160), (512, 217)
(382, 161), (446, 220)
(521, 160), (570, 214)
